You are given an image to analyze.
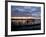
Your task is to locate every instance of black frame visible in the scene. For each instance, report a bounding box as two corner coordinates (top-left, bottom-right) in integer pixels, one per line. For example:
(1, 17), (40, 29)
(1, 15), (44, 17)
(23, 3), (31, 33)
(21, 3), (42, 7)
(5, 1), (45, 36)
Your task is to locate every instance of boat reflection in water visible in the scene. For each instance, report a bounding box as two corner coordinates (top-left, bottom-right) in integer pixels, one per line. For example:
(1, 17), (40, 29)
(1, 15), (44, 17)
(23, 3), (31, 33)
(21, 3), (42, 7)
(11, 17), (41, 31)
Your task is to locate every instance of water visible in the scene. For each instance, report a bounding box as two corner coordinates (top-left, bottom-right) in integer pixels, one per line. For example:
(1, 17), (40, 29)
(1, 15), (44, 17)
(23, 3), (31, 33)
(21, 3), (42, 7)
(11, 23), (41, 31)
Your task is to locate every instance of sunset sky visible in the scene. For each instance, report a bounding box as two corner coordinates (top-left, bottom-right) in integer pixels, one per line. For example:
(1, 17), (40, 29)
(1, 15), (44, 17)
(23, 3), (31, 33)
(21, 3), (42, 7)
(11, 6), (41, 17)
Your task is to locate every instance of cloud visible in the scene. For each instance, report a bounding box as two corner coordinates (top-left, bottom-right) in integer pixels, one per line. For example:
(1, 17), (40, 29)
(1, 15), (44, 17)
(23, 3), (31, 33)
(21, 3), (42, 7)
(32, 12), (41, 17)
(11, 6), (41, 17)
